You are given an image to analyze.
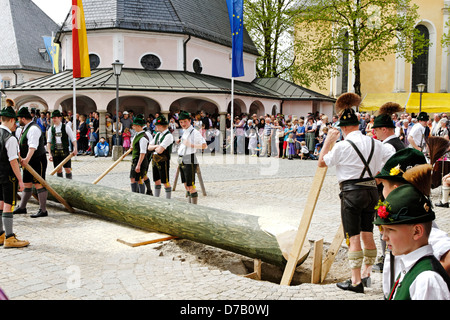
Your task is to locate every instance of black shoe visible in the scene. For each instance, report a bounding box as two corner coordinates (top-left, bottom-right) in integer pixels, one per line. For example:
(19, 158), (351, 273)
(146, 190), (153, 196)
(336, 279), (364, 293)
(361, 277), (371, 288)
(13, 208), (27, 214)
(372, 262), (384, 273)
(435, 201), (449, 208)
(31, 209), (48, 218)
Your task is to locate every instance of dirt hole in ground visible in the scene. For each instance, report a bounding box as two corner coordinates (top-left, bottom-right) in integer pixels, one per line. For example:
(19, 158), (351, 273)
(155, 239), (350, 285)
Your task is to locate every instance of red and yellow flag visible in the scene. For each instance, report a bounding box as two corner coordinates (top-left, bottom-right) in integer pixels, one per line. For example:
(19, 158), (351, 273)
(72, 0), (91, 78)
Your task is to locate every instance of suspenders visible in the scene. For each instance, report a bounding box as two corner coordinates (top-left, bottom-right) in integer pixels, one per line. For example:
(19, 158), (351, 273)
(346, 138), (375, 179)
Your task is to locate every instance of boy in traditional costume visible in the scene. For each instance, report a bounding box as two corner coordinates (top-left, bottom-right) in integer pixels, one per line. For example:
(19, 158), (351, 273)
(130, 116), (149, 193)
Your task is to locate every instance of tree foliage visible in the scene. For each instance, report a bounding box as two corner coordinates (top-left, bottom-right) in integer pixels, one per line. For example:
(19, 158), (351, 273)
(244, 0), (306, 80)
(292, 0), (428, 96)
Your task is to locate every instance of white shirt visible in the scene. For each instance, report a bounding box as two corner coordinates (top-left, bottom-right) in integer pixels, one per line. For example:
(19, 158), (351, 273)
(0, 125), (19, 161)
(387, 245), (450, 300)
(409, 123), (426, 149)
(177, 126), (206, 156)
(323, 130), (394, 182)
(15, 122), (42, 150)
(383, 227), (450, 299)
(150, 129), (174, 151)
(47, 123), (77, 144)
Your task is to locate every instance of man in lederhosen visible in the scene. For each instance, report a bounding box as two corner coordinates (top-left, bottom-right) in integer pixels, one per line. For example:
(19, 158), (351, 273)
(371, 102), (405, 273)
(129, 116), (149, 193)
(0, 106), (29, 248)
(147, 115), (174, 199)
(175, 111), (207, 205)
(318, 93), (394, 293)
(47, 110), (78, 179)
(14, 107), (49, 218)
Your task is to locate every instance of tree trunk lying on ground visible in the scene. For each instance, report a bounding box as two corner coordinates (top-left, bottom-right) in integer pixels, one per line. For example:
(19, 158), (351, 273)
(46, 176), (309, 267)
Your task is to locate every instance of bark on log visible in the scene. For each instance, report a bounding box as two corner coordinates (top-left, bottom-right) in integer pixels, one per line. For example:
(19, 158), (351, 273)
(46, 176), (309, 267)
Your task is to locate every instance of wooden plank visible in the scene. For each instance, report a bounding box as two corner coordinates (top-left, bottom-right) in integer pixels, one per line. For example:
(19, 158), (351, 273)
(50, 153), (75, 176)
(321, 223), (344, 283)
(196, 165), (207, 196)
(243, 259), (262, 280)
(311, 238), (323, 284)
(117, 232), (177, 247)
(280, 166), (328, 285)
(92, 148), (132, 184)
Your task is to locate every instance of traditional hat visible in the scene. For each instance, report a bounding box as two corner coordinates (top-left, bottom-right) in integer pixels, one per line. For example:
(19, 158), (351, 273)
(375, 148), (427, 182)
(132, 116), (145, 126)
(51, 110), (63, 118)
(0, 106), (17, 119)
(417, 112), (429, 121)
(155, 115), (169, 126)
(5, 99), (15, 107)
(17, 107), (32, 119)
(372, 102), (402, 129)
(178, 110), (191, 121)
(335, 93), (361, 127)
(373, 183), (434, 226)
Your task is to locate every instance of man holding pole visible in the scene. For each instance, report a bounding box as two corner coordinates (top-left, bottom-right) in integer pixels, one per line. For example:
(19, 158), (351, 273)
(176, 111), (206, 204)
(148, 115), (173, 199)
(318, 93), (394, 293)
(14, 107), (49, 218)
(0, 106), (29, 248)
(130, 116), (149, 193)
(47, 110), (77, 179)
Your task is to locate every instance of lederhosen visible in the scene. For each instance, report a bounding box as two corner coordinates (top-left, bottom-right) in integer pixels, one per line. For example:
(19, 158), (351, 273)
(339, 138), (378, 240)
(19, 123), (47, 184)
(0, 128), (18, 206)
(178, 128), (197, 187)
(152, 131), (172, 184)
(130, 131), (149, 181)
(50, 124), (72, 169)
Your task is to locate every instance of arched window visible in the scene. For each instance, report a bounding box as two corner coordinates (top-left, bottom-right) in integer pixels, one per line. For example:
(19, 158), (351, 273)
(412, 25), (429, 92)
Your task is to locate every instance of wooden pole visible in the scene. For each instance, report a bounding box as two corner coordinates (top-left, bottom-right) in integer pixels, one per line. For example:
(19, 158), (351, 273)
(21, 161), (75, 213)
(196, 165), (207, 196)
(311, 238), (324, 284)
(92, 148), (132, 185)
(320, 223), (344, 283)
(50, 153), (75, 176)
(280, 166), (328, 286)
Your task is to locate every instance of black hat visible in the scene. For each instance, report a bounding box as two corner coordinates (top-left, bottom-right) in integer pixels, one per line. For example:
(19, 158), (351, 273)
(417, 112), (429, 121)
(51, 110), (63, 118)
(0, 106), (17, 119)
(155, 115), (169, 126)
(17, 107), (32, 119)
(373, 102), (403, 129)
(335, 93), (361, 127)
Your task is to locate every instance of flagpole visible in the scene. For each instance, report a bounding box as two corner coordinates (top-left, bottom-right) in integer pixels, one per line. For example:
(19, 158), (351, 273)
(230, 77), (234, 155)
(73, 78), (77, 137)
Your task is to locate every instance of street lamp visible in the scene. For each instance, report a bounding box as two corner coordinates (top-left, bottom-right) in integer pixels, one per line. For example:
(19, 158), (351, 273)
(112, 60), (124, 160)
(417, 83), (425, 114)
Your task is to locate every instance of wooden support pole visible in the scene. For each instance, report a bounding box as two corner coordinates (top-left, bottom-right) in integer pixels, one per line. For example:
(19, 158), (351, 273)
(321, 223), (344, 283)
(92, 148), (132, 185)
(50, 153), (75, 176)
(280, 166), (328, 286)
(311, 238), (323, 284)
(172, 165), (180, 191)
(21, 161), (75, 213)
(172, 163), (206, 196)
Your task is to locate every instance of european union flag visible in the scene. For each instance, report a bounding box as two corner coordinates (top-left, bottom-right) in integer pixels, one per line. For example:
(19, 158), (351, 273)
(226, 0), (245, 78)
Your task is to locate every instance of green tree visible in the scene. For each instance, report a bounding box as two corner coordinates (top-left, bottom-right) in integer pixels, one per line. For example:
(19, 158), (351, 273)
(244, 0), (306, 79)
(293, 0), (428, 96)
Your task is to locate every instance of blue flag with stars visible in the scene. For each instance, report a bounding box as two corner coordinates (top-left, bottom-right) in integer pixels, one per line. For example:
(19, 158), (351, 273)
(226, 0), (245, 78)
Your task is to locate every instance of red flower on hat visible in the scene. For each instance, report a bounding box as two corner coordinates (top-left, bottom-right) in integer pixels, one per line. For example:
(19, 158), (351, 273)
(375, 200), (392, 220)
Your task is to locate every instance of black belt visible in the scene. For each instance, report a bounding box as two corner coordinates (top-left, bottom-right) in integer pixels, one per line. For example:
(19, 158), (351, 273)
(339, 178), (377, 191)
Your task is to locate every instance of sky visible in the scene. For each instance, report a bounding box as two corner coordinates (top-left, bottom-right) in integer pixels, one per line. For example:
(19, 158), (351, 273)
(32, 0), (72, 25)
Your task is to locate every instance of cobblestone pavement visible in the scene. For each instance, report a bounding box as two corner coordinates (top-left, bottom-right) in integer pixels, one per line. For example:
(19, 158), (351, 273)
(1, 153), (448, 302)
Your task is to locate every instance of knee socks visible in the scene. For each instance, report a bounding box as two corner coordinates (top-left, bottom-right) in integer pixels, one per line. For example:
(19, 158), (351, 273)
(19, 188), (33, 209)
(154, 185), (162, 197)
(190, 192), (198, 205)
(131, 182), (138, 193)
(138, 183), (145, 194)
(57, 172), (63, 178)
(348, 251), (364, 270)
(165, 187), (172, 199)
(37, 188), (48, 212)
(144, 179), (152, 195)
(442, 186), (450, 204)
(363, 249), (377, 266)
(66, 173), (72, 179)
(2, 212), (13, 238)
(0, 210), (3, 234)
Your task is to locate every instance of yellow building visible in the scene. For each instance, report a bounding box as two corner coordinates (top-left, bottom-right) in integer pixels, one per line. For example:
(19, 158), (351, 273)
(305, 0), (450, 114)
